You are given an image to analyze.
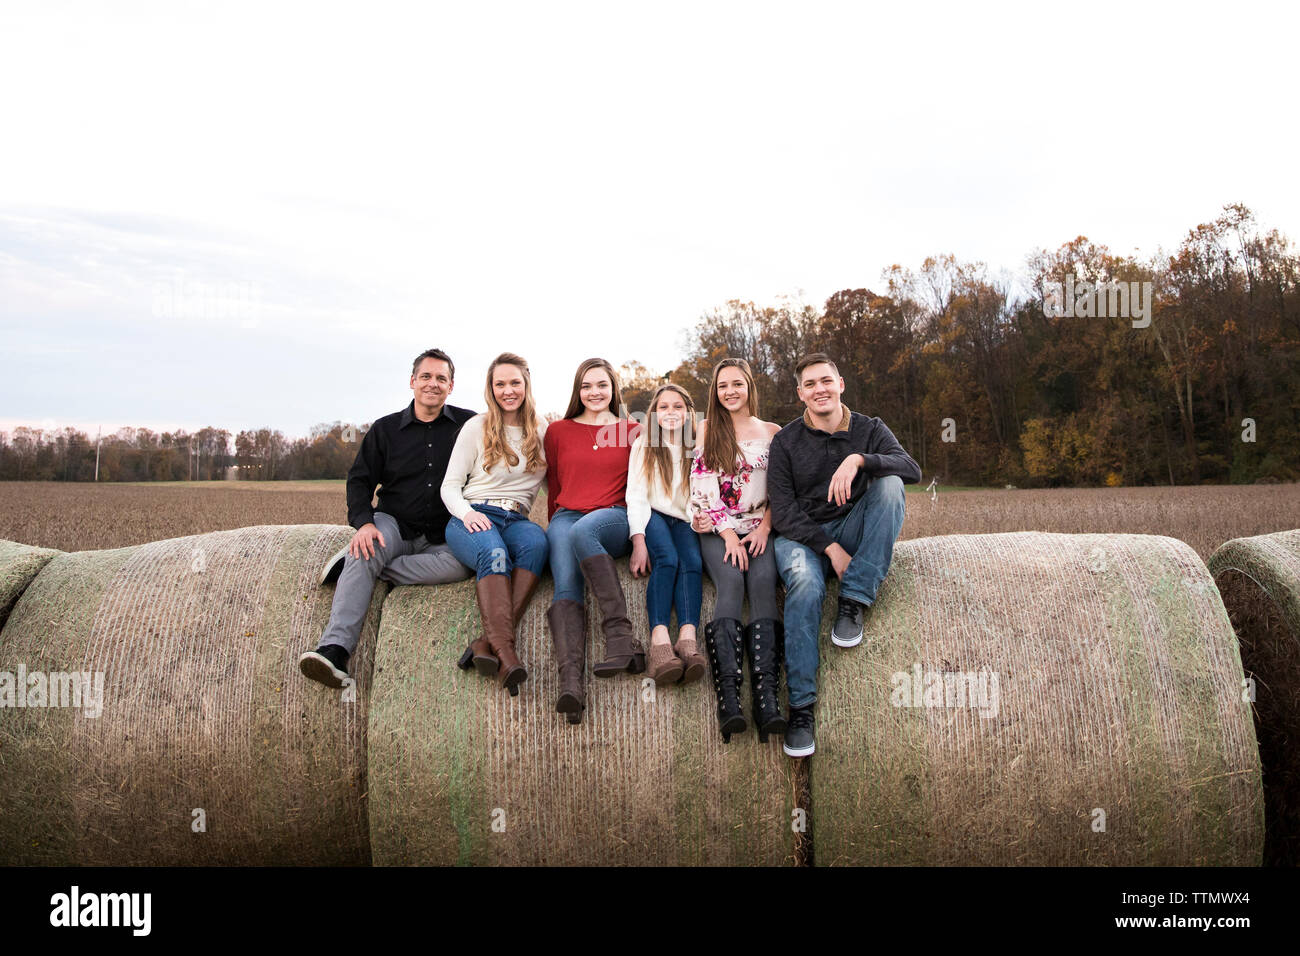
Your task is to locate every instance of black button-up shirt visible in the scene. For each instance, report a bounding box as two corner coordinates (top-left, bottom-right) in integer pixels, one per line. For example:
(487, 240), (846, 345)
(346, 400), (476, 544)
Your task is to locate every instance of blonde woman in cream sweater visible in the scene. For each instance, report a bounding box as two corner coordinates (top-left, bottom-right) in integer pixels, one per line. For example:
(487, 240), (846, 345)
(437, 352), (549, 696)
(626, 383), (708, 686)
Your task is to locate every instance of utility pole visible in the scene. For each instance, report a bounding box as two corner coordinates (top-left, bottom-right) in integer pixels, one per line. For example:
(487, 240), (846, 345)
(94, 426), (101, 481)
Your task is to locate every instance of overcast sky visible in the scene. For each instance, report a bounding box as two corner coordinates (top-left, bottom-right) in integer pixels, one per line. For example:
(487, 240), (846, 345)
(2, 0), (1297, 436)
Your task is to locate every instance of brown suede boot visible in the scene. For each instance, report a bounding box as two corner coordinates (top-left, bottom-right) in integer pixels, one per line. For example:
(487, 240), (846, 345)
(547, 599), (586, 724)
(674, 631), (707, 684)
(648, 640), (684, 685)
(477, 573), (526, 695)
(581, 553), (646, 677)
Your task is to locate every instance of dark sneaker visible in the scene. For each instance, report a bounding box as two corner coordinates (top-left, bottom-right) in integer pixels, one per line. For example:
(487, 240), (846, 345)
(299, 644), (351, 687)
(320, 546), (349, 586)
(831, 596), (865, 648)
(782, 705), (816, 758)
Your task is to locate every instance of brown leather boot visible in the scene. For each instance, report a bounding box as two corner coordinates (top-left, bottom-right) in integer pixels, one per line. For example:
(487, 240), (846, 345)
(457, 567), (542, 675)
(477, 573), (526, 696)
(581, 553), (646, 677)
(510, 567), (542, 628)
(456, 632), (500, 677)
(547, 599), (586, 724)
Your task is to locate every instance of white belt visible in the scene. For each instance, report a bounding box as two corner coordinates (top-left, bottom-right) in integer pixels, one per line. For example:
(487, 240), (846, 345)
(472, 498), (528, 515)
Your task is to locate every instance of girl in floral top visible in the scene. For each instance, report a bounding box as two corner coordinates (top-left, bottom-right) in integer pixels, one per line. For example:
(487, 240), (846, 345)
(689, 358), (785, 744)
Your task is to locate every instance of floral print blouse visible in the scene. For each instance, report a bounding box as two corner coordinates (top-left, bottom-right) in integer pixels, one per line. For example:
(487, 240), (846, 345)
(689, 437), (771, 536)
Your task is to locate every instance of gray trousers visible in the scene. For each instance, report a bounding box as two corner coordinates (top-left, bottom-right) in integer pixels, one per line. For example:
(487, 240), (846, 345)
(320, 511), (472, 654)
(699, 532), (780, 622)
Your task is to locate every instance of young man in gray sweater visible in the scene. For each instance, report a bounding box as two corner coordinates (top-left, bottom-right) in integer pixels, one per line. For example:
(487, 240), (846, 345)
(768, 353), (921, 757)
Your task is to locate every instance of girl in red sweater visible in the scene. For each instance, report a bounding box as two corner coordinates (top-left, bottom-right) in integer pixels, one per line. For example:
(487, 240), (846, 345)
(544, 357), (643, 725)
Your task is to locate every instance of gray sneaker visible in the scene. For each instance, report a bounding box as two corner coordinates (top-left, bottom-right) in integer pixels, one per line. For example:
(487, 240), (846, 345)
(782, 705), (815, 758)
(831, 596), (865, 647)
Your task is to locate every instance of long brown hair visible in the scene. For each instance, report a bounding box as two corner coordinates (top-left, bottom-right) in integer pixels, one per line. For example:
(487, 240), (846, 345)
(482, 352), (545, 472)
(641, 383), (695, 496)
(701, 358), (759, 473)
(563, 357), (625, 421)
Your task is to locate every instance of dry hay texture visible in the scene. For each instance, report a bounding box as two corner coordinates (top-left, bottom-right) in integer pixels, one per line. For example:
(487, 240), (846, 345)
(0, 525), (385, 865)
(367, 569), (799, 866)
(1208, 529), (1300, 866)
(814, 532), (1262, 866)
(0, 540), (61, 631)
(0, 525), (1267, 867)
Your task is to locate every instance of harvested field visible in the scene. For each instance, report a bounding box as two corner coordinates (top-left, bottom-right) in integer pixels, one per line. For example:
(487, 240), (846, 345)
(2, 481), (1298, 559)
(1209, 531), (1300, 866)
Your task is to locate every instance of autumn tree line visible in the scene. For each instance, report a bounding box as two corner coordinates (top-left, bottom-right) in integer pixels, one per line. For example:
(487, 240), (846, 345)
(633, 204), (1299, 487)
(3, 204), (1296, 487)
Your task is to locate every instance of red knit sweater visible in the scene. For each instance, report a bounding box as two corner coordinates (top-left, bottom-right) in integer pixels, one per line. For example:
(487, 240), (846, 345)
(544, 418), (642, 520)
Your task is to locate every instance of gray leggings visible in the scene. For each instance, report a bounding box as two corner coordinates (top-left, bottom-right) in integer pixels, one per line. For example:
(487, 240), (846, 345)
(699, 533), (780, 621)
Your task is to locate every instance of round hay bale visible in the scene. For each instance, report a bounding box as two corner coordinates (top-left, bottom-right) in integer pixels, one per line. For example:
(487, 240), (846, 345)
(368, 564), (799, 866)
(813, 532), (1262, 866)
(0, 540), (61, 632)
(0, 525), (385, 865)
(1208, 529), (1300, 866)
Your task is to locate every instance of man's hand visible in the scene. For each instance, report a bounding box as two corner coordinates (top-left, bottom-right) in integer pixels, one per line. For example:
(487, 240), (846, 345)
(349, 522), (386, 560)
(827, 454), (864, 506)
(630, 536), (651, 577)
(462, 509), (492, 533)
(825, 542), (852, 579)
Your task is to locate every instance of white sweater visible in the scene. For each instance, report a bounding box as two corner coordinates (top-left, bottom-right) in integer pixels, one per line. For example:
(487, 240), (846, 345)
(440, 414), (547, 520)
(626, 434), (691, 536)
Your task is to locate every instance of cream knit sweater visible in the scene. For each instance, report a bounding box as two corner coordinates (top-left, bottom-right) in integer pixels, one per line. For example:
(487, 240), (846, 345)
(440, 414), (547, 520)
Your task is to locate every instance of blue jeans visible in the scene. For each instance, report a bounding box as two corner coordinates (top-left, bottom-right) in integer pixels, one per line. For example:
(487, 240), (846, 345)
(547, 506), (631, 604)
(444, 504), (549, 579)
(774, 475), (906, 709)
(642, 510), (702, 629)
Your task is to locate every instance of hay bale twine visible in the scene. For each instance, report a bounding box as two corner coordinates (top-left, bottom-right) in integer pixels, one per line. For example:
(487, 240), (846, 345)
(368, 563), (798, 865)
(0, 525), (385, 865)
(1209, 529), (1300, 866)
(0, 540), (61, 631)
(814, 532), (1262, 866)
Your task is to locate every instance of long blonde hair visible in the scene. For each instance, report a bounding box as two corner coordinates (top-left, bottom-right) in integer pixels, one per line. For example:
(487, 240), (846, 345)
(641, 383), (695, 496)
(482, 352), (545, 472)
(701, 358), (759, 473)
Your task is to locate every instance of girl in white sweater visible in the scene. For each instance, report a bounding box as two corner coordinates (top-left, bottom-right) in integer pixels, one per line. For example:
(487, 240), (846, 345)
(440, 352), (549, 696)
(627, 383), (707, 685)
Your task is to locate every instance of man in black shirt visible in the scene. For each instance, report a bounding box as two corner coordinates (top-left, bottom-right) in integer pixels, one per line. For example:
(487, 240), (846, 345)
(299, 348), (475, 687)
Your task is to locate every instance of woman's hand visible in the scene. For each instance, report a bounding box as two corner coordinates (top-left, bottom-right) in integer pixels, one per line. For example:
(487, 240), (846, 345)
(741, 524), (770, 555)
(722, 531), (749, 571)
(462, 509), (492, 533)
(630, 536), (651, 577)
(691, 512), (712, 533)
